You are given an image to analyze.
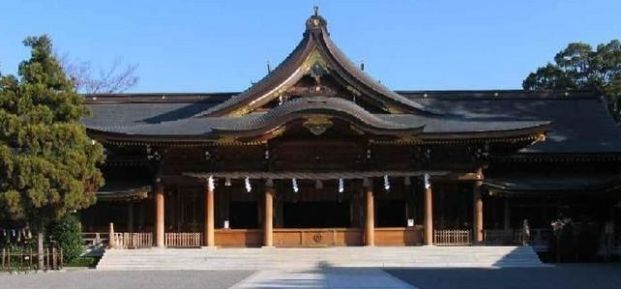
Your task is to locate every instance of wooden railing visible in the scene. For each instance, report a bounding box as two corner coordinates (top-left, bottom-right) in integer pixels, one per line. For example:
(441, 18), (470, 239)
(112, 232), (153, 249)
(484, 228), (552, 252)
(1, 247), (62, 271)
(81, 232), (109, 248)
(484, 230), (521, 245)
(165, 232), (202, 248)
(433, 229), (471, 246)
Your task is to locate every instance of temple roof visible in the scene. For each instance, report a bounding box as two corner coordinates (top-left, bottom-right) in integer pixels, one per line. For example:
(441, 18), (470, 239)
(403, 90), (621, 153)
(196, 10), (439, 116)
(83, 89), (621, 153)
(84, 95), (547, 141)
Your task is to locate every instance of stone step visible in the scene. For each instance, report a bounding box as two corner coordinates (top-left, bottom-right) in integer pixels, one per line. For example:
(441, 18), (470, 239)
(97, 246), (544, 270)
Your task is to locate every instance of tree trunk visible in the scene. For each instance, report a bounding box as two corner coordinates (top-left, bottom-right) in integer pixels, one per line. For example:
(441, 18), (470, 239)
(37, 229), (44, 270)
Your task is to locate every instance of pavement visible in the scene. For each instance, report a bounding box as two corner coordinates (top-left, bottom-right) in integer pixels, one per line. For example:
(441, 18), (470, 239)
(386, 264), (621, 289)
(1, 264), (621, 289)
(0, 270), (252, 289)
(232, 268), (415, 289)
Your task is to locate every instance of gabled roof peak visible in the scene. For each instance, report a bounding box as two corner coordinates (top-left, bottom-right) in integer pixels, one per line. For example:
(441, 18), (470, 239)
(197, 10), (440, 117)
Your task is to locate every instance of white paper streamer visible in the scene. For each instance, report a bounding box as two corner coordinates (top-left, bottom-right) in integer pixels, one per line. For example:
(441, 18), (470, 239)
(424, 173), (431, 190)
(292, 178), (299, 193)
(338, 178), (344, 193)
(207, 175), (215, 192)
(245, 177), (252, 193)
(384, 175), (390, 191)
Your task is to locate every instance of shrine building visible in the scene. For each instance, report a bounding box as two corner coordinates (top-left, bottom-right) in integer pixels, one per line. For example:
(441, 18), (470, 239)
(80, 11), (621, 252)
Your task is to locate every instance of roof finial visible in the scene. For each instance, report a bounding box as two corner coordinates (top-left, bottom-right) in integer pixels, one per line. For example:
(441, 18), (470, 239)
(314, 6), (319, 16)
(267, 60), (272, 74)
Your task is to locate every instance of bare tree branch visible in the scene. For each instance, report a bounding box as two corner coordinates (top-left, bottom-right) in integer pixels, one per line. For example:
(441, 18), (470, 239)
(57, 53), (139, 94)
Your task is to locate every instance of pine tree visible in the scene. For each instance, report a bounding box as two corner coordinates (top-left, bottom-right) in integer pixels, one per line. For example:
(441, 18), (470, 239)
(0, 35), (105, 269)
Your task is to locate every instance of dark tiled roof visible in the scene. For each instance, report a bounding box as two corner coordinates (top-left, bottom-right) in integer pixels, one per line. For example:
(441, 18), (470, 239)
(96, 177), (152, 202)
(401, 90), (621, 153)
(84, 95), (547, 137)
(83, 90), (621, 153)
(484, 175), (620, 193)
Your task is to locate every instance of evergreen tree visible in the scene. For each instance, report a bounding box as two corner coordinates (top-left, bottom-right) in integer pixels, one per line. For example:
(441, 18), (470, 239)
(523, 40), (621, 114)
(0, 35), (104, 268)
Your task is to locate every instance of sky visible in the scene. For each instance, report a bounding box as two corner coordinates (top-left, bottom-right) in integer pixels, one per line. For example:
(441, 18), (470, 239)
(1, 0), (620, 92)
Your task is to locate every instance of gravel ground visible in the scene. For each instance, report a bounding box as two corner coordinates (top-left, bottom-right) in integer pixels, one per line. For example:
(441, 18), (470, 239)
(0, 270), (254, 289)
(386, 264), (621, 289)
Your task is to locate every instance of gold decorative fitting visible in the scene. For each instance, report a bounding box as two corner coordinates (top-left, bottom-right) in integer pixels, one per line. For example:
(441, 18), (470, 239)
(348, 125), (365, 135)
(230, 107), (251, 117)
(535, 133), (547, 142)
(386, 106), (405, 114)
(215, 136), (239, 144)
(268, 126), (287, 138)
(303, 115), (333, 136)
(302, 49), (329, 71)
(346, 85), (362, 97)
(398, 135), (419, 143)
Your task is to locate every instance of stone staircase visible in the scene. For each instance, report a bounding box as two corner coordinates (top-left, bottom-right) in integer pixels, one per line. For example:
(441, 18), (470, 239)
(96, 246), (545, 271)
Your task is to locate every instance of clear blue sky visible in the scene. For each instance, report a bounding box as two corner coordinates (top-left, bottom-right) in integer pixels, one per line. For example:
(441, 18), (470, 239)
(1, 0), (620, 92)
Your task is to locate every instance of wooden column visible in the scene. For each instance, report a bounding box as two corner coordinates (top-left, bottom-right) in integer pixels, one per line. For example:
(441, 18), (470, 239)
(204, 180), (215, 247)
(155, 182), (165, 248)
(473, 173), (484, 244)
(127, 203), (134, 233)
(364, 178), (375, 246)
(264, 179), (274, 247)
(138, 202), (145, 231)
(503, 198), (511, 231)
(423, 174), (433, 245)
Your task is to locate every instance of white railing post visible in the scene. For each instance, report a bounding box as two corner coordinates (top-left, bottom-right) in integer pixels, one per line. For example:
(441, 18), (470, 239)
(108, 223), (115, 249)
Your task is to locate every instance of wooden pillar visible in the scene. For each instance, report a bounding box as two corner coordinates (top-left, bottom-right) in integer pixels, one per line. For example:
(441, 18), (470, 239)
(503, 198), (511, 231)
(264, 179), (274, 247)
(155, 182), (165, 248)
(127, 203), (134, 233)
(423, 174), (433, 245)
(204, 179), (215, 247)
(138, 202), (145, 231)
(473, 169), (484, 244)
(364, 178), (375, 246)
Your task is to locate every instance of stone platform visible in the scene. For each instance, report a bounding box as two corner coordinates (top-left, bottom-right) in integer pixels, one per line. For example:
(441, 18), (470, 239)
(96, 246), (544, 271)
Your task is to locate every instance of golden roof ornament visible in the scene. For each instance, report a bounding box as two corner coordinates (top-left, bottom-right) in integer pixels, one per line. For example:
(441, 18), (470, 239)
(306, 6), (327, 31)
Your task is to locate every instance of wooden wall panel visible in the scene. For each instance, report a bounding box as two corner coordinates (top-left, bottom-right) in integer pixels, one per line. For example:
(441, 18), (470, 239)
(374, 227), (424, 246)
(273, 228), (362, 247)
(215, 229), (262, 247)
